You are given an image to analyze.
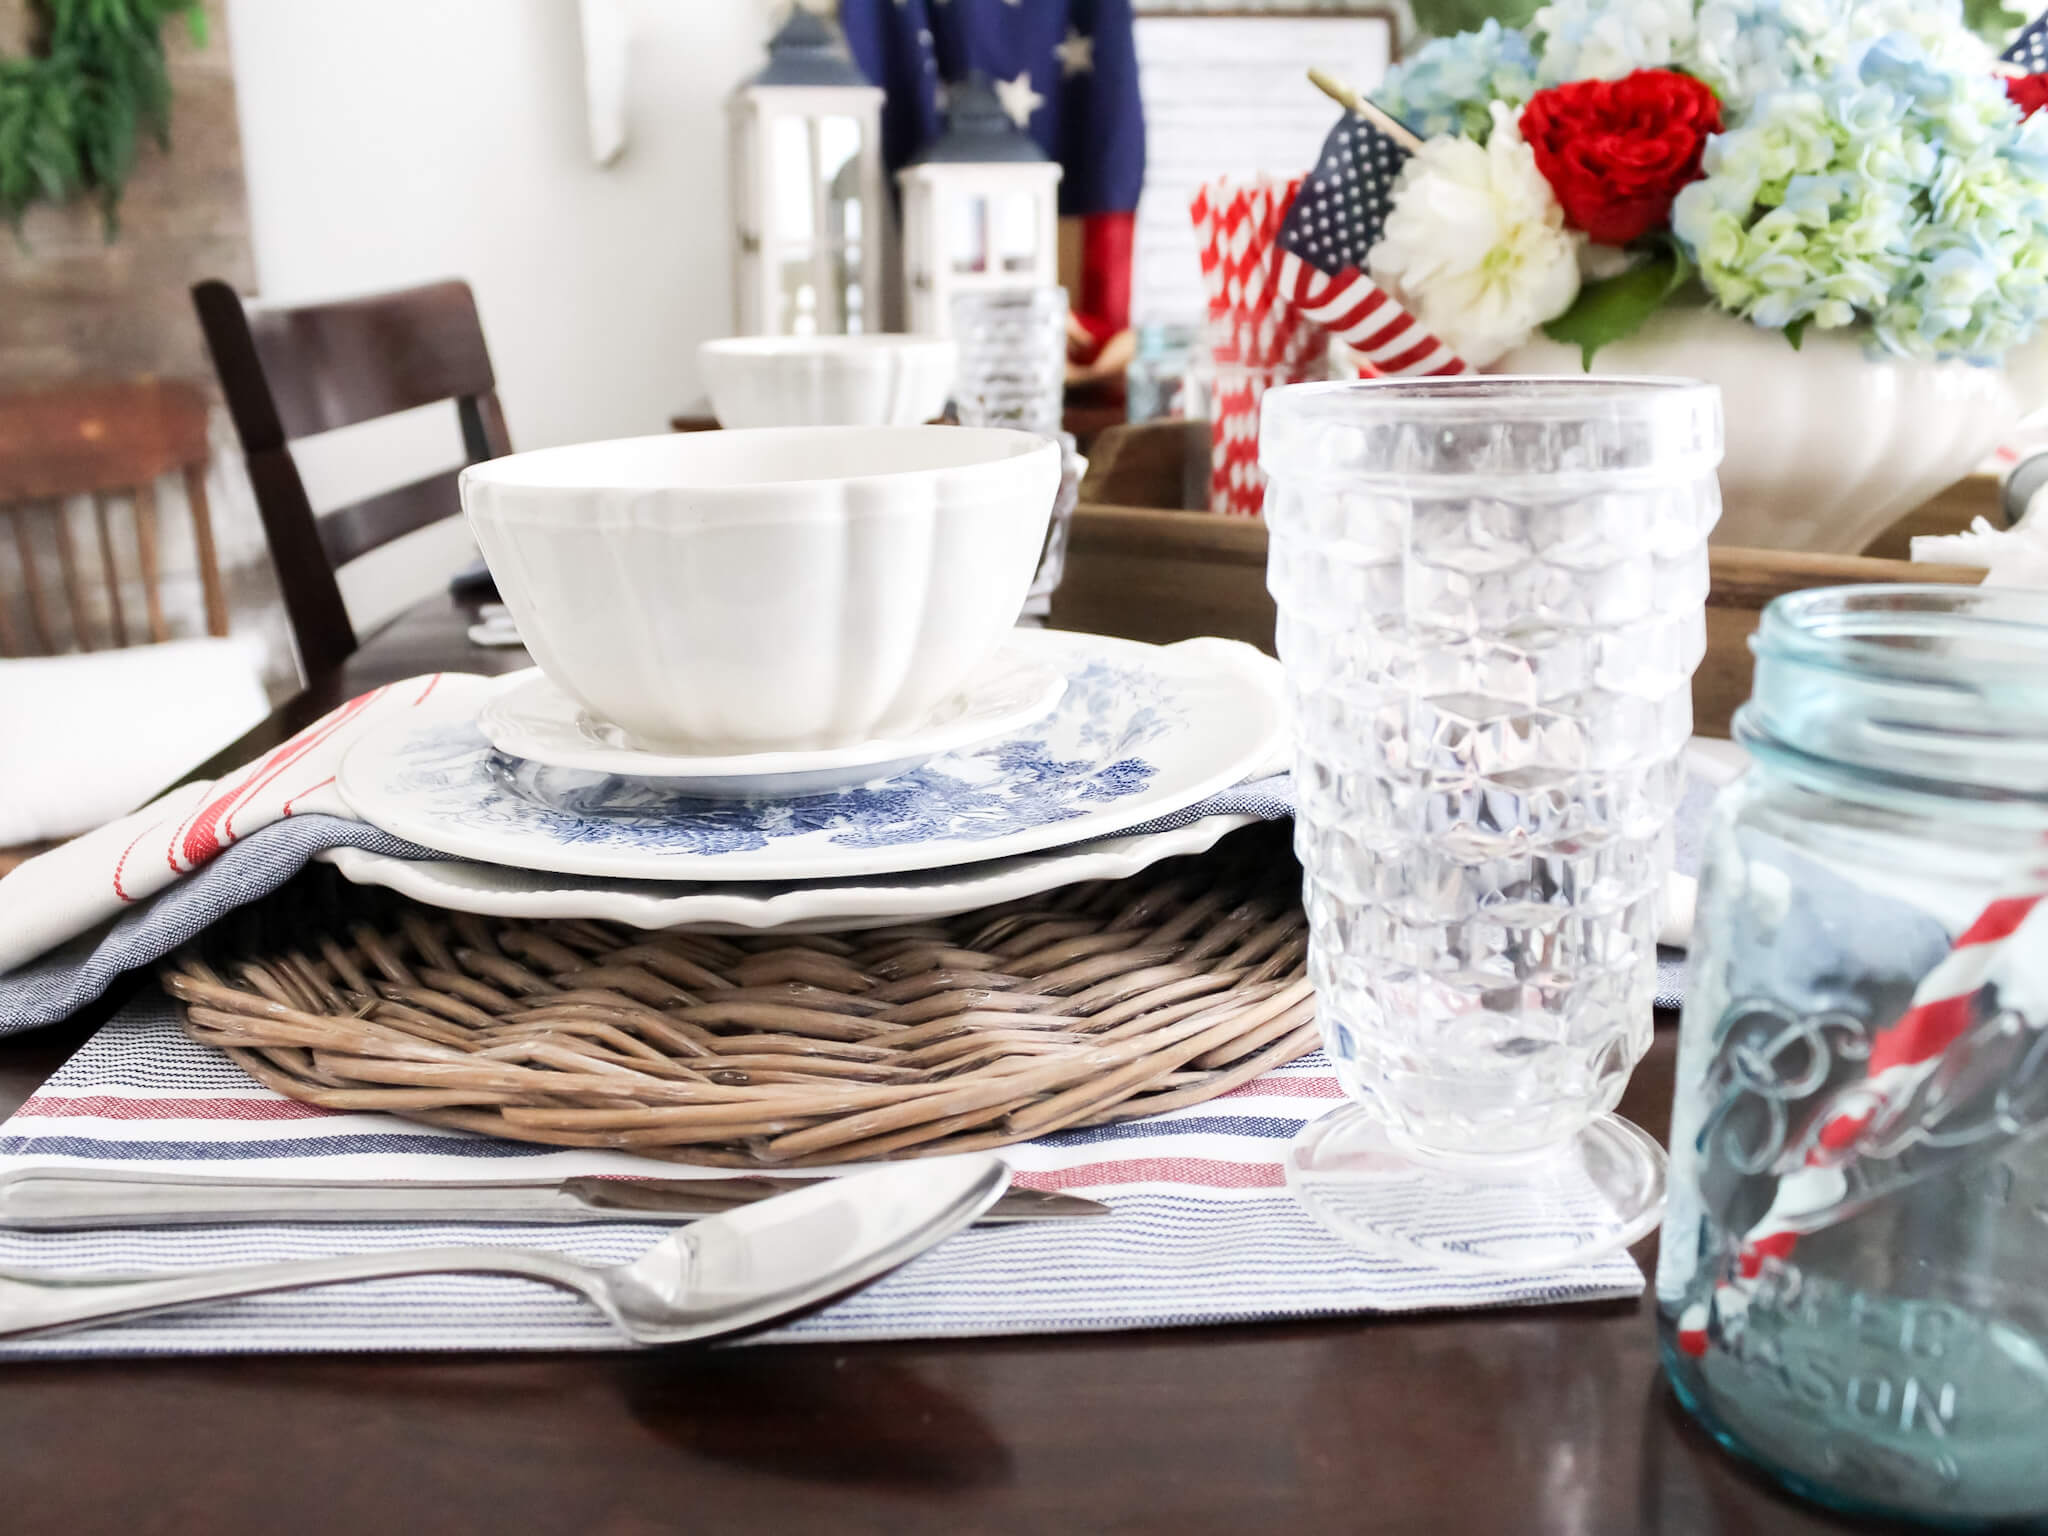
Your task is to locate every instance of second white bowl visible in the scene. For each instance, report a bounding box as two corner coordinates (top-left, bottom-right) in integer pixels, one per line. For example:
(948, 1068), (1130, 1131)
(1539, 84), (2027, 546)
(699, 335), (959, 429)
(462, 426), (1060, 753)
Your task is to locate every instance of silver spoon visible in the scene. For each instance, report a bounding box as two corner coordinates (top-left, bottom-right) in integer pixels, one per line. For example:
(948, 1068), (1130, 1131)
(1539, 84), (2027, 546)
(0, 1154), (1008, 1344)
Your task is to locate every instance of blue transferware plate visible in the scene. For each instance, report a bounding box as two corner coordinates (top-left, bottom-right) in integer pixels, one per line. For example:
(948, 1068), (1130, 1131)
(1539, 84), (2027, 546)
(334, 632), (1285, 884)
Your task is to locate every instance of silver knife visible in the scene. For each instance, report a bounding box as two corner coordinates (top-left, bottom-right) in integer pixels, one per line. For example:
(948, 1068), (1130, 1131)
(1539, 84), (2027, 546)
(0, 1166), (1106, 1229)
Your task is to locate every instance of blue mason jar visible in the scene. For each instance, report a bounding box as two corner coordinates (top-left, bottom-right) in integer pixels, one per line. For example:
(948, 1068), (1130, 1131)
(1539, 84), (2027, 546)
(1659, 585), (2048, 1526)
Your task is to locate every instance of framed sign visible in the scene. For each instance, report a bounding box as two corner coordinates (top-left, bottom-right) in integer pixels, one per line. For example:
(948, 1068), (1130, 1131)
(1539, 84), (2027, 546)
(1130, 8), (1398, 326)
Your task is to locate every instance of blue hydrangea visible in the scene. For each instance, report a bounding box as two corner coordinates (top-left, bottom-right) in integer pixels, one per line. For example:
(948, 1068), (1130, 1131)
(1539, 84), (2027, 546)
(1672, 87), (1917, 332)
(1531, 0), (1695, 86)
(1674, 33), (2048, 362)
(1686, 0), (1994, 113)
(1376, 20), (1538, 141)
(1685, 0), (1812, 110)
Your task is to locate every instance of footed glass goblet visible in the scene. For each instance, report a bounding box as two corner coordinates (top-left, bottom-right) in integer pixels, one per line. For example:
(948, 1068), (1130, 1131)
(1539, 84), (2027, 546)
(1260, 377), (1723, 1271)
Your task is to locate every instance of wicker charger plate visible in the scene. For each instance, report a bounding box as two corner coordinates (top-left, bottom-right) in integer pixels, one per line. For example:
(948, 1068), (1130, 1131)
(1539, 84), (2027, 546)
(160, 827), (1316, 1167)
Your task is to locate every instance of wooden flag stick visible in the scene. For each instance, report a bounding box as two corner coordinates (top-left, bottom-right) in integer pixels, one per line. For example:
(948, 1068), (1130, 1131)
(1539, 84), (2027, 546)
(1308, 68), (1426, 153)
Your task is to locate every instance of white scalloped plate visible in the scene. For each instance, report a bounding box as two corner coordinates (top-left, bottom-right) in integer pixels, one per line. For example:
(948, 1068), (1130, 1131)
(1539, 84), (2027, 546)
(315, 814), (1267, 934)
(475, 639), (1067, 798)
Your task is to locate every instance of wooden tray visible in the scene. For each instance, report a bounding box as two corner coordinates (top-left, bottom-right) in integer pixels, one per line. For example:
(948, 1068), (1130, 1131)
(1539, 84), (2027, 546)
(1048, 421), (1986, 739)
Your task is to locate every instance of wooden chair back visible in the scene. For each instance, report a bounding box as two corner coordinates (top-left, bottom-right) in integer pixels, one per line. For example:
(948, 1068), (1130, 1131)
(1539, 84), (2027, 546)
(0, 378), (226, 657)
(191, 278), (511, 677)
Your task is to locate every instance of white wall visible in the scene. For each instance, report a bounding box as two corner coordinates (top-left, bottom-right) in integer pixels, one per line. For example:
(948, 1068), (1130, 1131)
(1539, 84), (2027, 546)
(224, 0), (779, 634)
(229, 0), (775, 446)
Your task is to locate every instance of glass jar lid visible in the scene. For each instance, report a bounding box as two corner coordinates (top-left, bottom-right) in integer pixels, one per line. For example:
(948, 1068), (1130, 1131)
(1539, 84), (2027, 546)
(1740, 584), (2048, 801)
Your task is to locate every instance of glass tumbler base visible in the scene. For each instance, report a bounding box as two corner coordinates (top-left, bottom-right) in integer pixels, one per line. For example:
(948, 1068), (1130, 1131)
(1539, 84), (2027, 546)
(1284, 1104), (1667, 1273)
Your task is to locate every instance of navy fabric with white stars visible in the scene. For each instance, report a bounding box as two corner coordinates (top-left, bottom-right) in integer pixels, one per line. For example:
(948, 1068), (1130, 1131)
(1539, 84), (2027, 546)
(840, 0), (1144, 215)
(1277, 113), (1411, 276)
(2006, 14), (2048, 73)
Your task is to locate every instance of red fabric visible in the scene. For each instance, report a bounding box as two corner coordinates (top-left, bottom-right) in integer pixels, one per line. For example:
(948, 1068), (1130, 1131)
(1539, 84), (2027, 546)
(1520, 70), (1722, 246)
(2009, 74), (2048, 118)
(1078, 209), (1134, 337)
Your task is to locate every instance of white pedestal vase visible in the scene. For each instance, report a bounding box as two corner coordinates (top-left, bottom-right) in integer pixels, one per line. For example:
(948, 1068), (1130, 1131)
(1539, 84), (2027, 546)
(1491, 306), (2048, 554)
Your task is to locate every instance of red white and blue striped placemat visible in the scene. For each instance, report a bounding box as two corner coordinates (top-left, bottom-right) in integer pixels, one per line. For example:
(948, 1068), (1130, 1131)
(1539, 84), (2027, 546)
(0, 993), (1641, 1357)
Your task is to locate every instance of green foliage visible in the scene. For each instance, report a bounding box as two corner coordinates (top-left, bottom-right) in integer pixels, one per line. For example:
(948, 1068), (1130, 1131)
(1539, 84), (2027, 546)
(1406, 0), (1543, 43)
(0, 0), (205, 234)
(1542, 242), (1694, 369)
(1960, 0), (2028, 47)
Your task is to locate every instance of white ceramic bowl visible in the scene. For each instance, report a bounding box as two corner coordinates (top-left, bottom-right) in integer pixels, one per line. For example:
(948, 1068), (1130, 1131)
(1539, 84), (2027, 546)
(1493, 306), (2048, 553)
(698, 335), (959, 429)
(462, 426), (1061, 752)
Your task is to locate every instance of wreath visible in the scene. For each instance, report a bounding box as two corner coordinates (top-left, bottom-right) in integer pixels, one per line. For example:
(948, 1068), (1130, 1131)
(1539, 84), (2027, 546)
(0, 0), (205, 231)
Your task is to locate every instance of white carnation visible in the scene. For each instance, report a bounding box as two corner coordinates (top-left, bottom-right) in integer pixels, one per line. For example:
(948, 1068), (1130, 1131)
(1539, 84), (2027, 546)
(1366, 103), (1582, 368)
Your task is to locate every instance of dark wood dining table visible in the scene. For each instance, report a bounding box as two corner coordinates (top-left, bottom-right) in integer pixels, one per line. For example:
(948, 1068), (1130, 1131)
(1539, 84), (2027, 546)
(0, 594), (1916, 1536)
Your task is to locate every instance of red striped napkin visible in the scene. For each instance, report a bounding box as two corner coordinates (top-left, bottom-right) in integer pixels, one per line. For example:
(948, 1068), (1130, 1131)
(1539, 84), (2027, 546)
(0, 675), (482, 979)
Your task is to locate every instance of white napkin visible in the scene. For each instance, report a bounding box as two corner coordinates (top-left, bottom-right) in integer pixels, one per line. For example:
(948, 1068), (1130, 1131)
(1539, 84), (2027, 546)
(0, 639), (269, 847)
(1912, 480), (2048, 585)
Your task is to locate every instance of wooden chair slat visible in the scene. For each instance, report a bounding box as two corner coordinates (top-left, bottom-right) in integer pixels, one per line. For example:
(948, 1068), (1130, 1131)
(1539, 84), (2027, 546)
(132, 483), (169, 645)
(91, 492), (130, 649)
(459, 392), (512, 464)
(0, 579), (19, 657)
(51, 500), (91, 652)
(242, 444), (357, 675)
(193, 276), (511, 675)
(182, 464), (229, 638)
(0, 379), (210, 502)
(227, 281), (499, 442)
(316, 468), (466, 569)
(8, 507), (55, 654)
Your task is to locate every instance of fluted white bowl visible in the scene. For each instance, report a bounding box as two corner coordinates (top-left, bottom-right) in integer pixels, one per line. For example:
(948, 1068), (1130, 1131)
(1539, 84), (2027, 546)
(698, 335), (959, 429)
(1492, 306), (2048, 552)
(462, 426), (1060, 752)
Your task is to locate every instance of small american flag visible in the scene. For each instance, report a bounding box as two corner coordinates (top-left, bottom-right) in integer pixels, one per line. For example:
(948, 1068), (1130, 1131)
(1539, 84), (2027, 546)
(2006, 14), (2048, 71)
(1275, 113), (1468, 378)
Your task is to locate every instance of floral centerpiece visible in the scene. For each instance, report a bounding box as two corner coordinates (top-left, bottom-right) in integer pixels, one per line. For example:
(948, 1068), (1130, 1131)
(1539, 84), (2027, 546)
(1371, 0), (2048, 367)
(1342, 0), (2048, 549)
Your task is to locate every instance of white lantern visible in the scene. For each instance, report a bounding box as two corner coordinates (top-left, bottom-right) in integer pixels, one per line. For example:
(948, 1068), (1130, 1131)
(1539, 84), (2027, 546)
(729, 9), (888, 336)
(898, 77), (1063, 337)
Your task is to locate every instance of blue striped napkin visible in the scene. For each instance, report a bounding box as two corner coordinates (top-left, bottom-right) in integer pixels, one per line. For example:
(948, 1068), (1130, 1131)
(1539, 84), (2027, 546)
(0, 994), (1643, 1357)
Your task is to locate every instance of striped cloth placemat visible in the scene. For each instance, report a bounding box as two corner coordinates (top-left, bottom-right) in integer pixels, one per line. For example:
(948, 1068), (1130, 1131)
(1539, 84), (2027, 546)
(0, 993), (1641, 1357)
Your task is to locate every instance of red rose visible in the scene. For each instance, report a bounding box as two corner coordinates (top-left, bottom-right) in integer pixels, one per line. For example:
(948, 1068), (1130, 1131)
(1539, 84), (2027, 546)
(2007, 74), (2048, 119)
(1519, 70), (1722, 247)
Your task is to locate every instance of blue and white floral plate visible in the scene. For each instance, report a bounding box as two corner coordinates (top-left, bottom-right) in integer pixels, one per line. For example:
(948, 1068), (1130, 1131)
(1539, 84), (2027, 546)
(334, 632), (1286, 883)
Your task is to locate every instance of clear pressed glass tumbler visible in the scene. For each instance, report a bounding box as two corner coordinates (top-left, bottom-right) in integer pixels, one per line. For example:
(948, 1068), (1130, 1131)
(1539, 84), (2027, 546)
(951, 287), (1067, 438)
(1260, 377), (1723, 1270)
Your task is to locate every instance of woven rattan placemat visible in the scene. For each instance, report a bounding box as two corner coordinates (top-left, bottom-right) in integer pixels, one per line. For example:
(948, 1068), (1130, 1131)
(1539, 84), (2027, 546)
(161, 827), (1315, 1166)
